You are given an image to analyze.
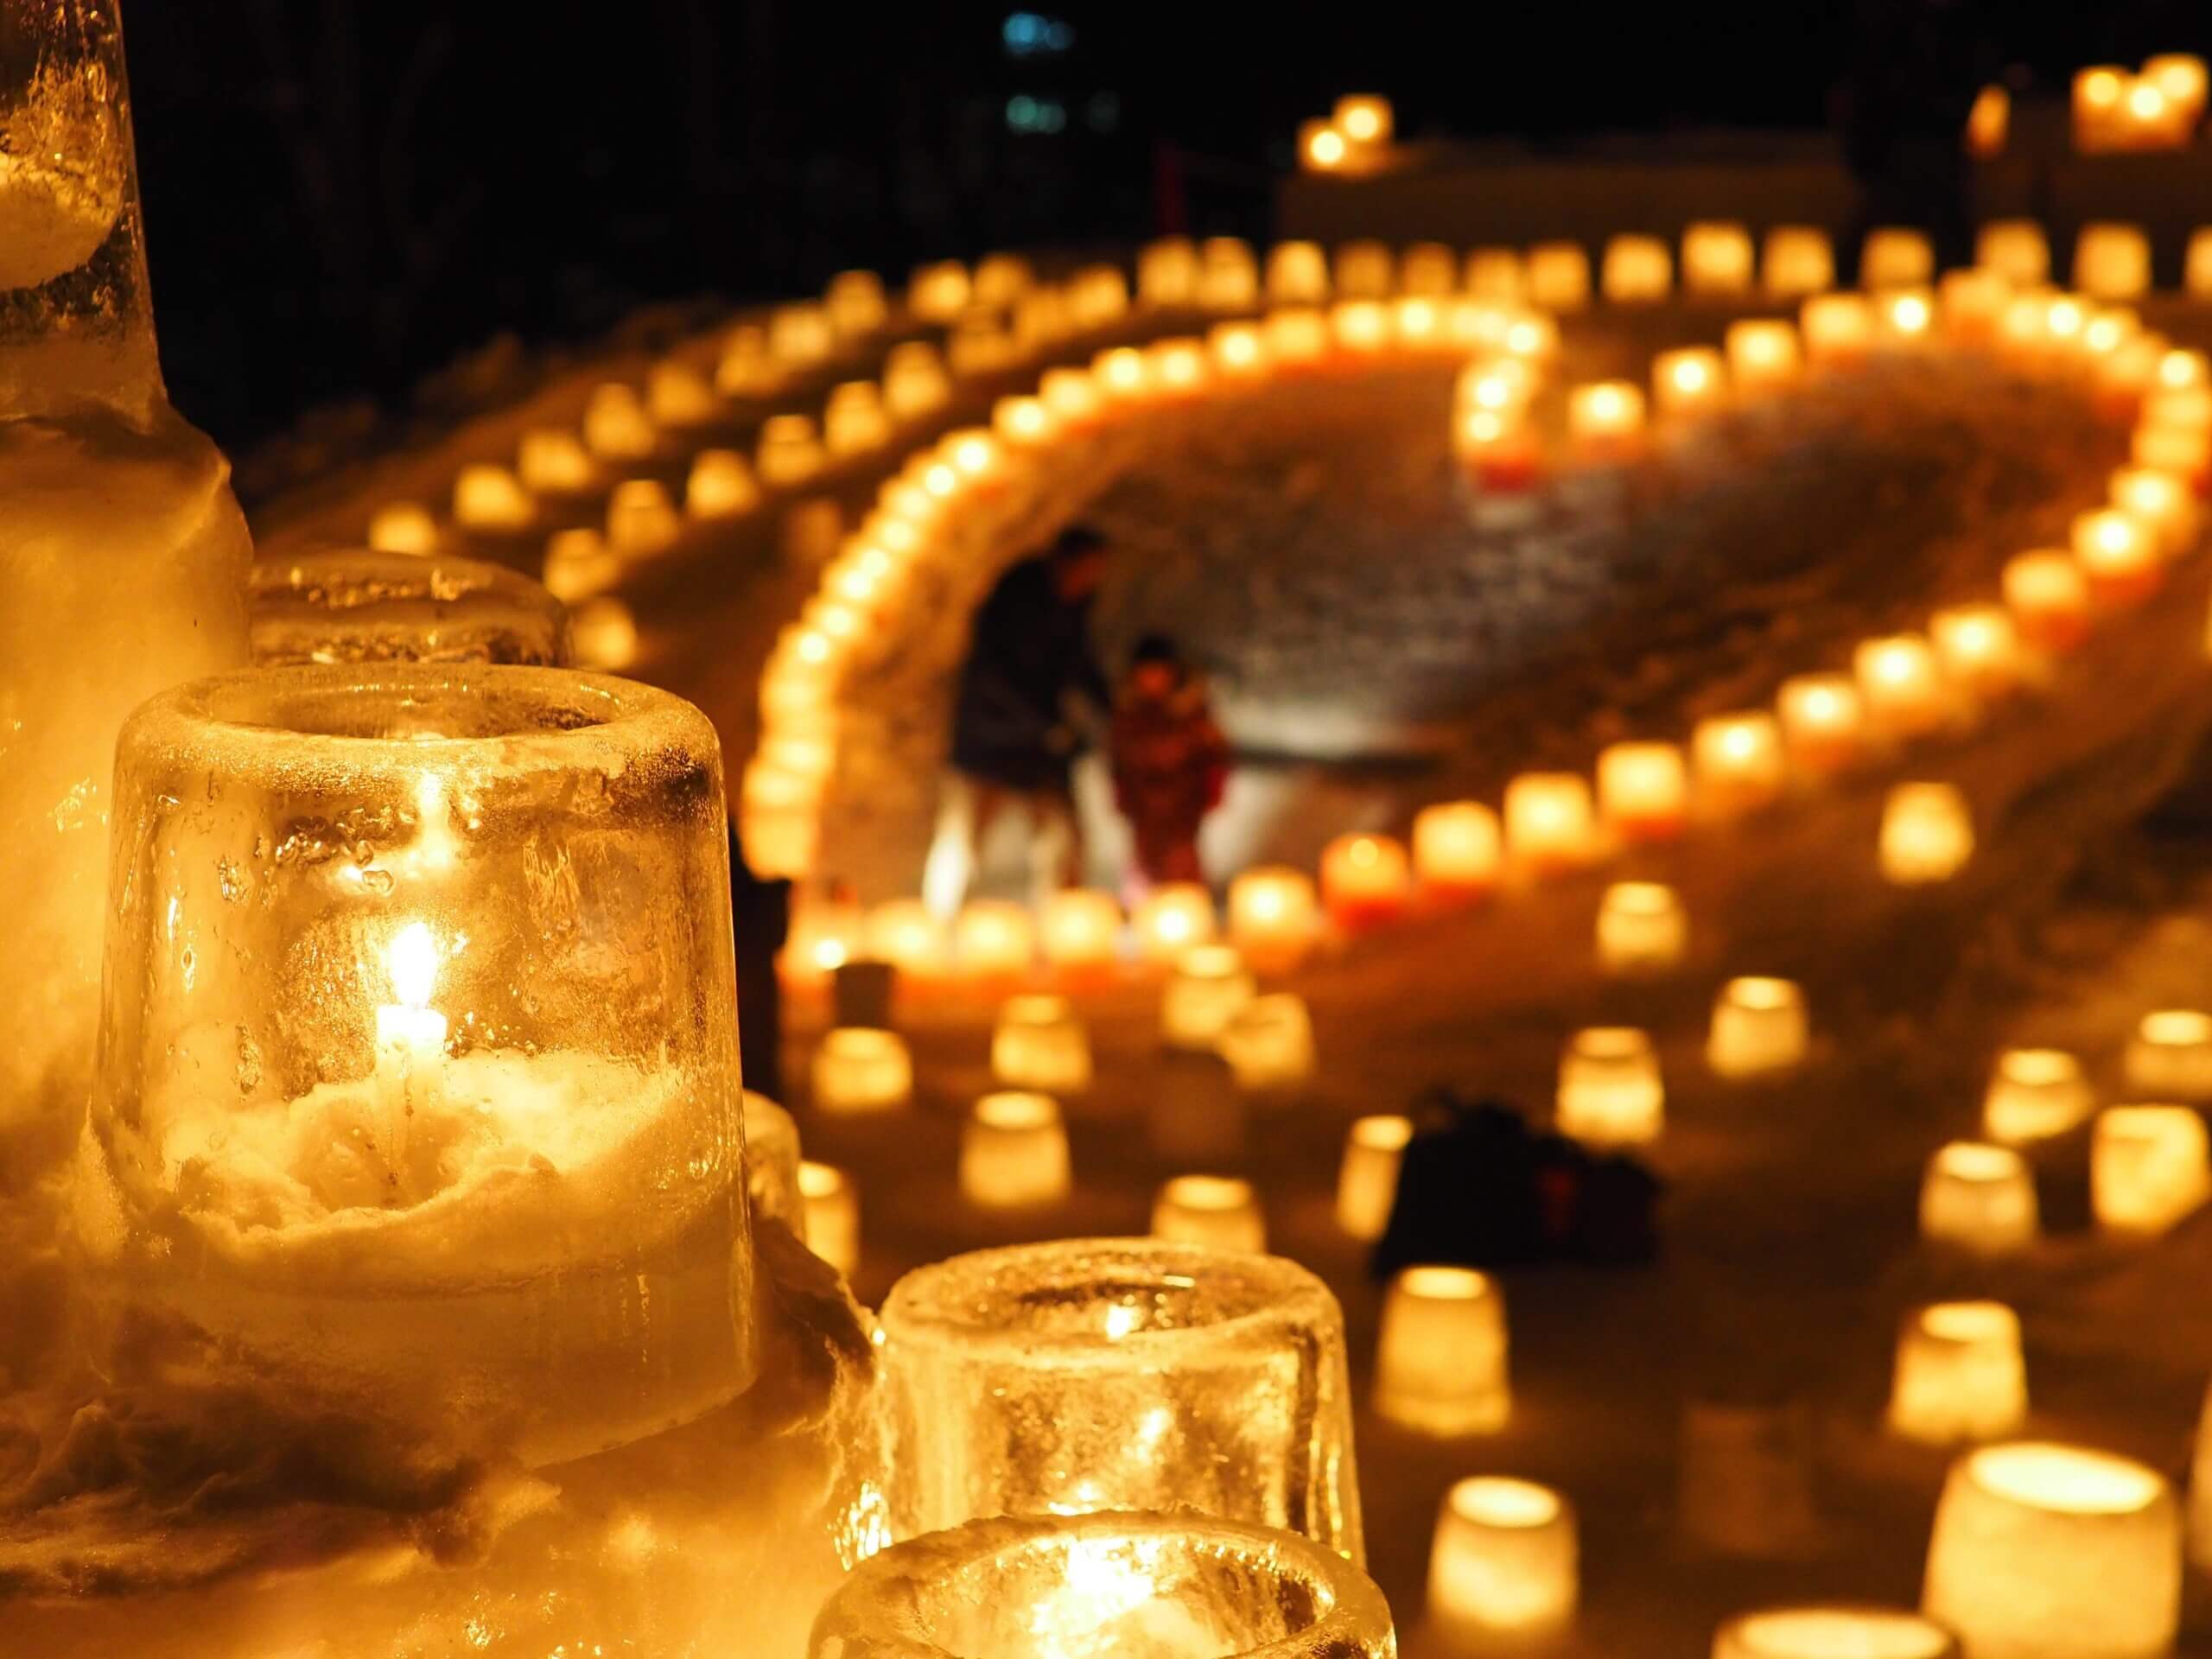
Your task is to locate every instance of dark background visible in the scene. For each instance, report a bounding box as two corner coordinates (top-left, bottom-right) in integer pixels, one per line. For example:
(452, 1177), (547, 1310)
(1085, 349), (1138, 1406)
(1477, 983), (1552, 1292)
(117, 2), (2209, 457)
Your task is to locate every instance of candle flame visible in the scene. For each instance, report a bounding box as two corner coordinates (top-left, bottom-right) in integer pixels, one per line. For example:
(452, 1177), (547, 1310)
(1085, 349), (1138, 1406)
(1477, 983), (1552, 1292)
(388, 921), (440, 1009)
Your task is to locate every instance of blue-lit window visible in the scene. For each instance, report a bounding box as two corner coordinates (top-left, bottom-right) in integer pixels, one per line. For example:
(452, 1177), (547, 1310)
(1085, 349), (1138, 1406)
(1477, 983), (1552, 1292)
(1003, 12), (1074, 56)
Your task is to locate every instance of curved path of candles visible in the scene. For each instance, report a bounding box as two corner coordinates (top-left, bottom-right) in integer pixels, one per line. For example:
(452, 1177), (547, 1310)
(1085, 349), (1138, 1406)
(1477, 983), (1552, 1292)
(241, 241), (2212, 1656)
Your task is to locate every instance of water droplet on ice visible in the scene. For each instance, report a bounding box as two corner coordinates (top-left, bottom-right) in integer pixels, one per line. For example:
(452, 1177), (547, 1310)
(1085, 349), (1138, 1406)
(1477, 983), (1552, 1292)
(361, 868), (395, 896)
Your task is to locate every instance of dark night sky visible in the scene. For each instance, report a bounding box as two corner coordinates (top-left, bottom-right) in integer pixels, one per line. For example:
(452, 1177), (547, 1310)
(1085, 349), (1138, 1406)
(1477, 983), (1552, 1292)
(109, 2), (2211, 456)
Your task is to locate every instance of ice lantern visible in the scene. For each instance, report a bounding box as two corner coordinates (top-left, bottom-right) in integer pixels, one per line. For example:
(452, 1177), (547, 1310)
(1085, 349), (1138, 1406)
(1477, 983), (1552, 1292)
(875, 1238), (1365, 1559)
(2, 0), (253, 1153)
(79, 666), (756, 1466)
(808, 1511), (1395, 1659)
(247, 550), (574, 668)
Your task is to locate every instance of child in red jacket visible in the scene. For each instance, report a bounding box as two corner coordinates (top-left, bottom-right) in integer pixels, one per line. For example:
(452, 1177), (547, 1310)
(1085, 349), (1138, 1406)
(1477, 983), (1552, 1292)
(1110, 635), (1230, 888)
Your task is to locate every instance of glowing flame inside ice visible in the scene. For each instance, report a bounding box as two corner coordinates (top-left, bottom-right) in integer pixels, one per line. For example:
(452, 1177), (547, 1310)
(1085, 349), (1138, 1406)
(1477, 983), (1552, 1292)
(388, 920), (440, 1010)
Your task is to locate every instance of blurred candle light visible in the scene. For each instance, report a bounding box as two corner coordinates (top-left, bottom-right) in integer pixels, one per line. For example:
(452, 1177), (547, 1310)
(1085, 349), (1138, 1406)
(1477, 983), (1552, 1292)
(1977, 219), (2050, 287)
(1598, 741), (1690, 841)
(2146, 54), (2209, 129)
(907, 259), (969, 321)
(1398, 241), (1458, 297)
(1708, 976), (1808, 1079)
(1727, 319), (1803, 391)
(767, 302), (833, 368)
(992, 994), (1093, 1095)
(1334, 240), (1395, 301)
(1039, 888), (1122, 983)
(715, 324), (779, 397)
(1333, 93), (1394, 149)
(541, 527), (620, 605)
(1321, 832), (1413, 929)
(1526, 242), (1592, 311)
(1266, 306), (1332, 370)
(582, 381), (656, 461)
(686, 448), (760, 519)
(972, 251), (1033, 308)
(514, 427), (595, 497)
(1601, 233), (1672, 302)
(1776, 674), (1866, 775)
(606, 478), (681, 556)
(1556, 1026), (1665, 1147)
(823, 380), (893, 455)
(1923, 1442), (2179, 1659)
(1330, 299), (1393, 358)
(798, 1160), (861, 1276)
(2187, 229), (2212, 297)
(882, 340), (952, 420)
(1503, 772), (1598, 874)
(1693, 712), (1788, 813)
(1764, 226), (1836, 298)
(1207, 321), (1270, 380)
(954, 899), (1035, 987)
(1855, 633), (1949, 740)
(1465, 246), (1527, 302)
(1162, 944), (1258, 1051)
(2124, 1009), (2212, 1101)
(1427, 1478), (1578, 1643)
(1228, 867), (1320, 973)
(1862, 226), (1934, 289)
(2075, 223), (2152, 301)
(863, 898), (950, 982)
(1217, 993), (1316, 1095)
(2110, 467), (2197, 556)
(1138, 237), (1202, 308)
(368, 499), (439, 556)
(2003, 550), (2093, 652)
(1939, 269), (2012, 342)
(1413, 801), (1503, 900)
(824, 269), (889, 338)
(2072, 508), (2160, 605)
(1133, 881), (1218, 965)
(1152, 1174), (1266, 1252)
(1300, 118), (1351, 173)
(2094, 1105), (2212, 1235)
(1338, 1115), (1413, 1240)
(1920, 1141), (2037, 1255)
(1267, 239), (1332, 304)
(1714, 1607), (1961, 1659)
(645, 359), (718, 429)
(1455, 406), (1542, 493)
(810, 1026), (914, 1116)
(452, 463), (533, 532)
(1654, 347), (1727, 420)
(1888, 1302), (2028, 1445)
(1598, 880), (1688, 975)
(1880, 287), (1936, 345)
(569, 596), (638, 670)
(1374, 1266), (1510, 1434)
(1802, 293), (1876, 365)
(1681, 221), (1754, 295)
(959, 1091), (1071, 1208)
(1966, 83), (2010, 156)
(992, 393), (1058, 449)
(1568, 380), (1646, 461)
(1984, 1048), (2094, 1144)
(1929, 606), (2024, 698)
(1881, 783), (1975, 885)
(757, 413), (827, 486)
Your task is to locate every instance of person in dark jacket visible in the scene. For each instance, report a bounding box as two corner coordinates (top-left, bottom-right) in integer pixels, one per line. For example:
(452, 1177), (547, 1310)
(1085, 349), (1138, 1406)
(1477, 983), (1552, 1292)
(1109, 634), (1229, 889)
(940, 524), (1112, 896)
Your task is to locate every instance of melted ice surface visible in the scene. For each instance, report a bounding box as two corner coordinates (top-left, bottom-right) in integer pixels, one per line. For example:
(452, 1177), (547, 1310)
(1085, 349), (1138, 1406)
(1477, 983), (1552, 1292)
(0, 149), (120, 290)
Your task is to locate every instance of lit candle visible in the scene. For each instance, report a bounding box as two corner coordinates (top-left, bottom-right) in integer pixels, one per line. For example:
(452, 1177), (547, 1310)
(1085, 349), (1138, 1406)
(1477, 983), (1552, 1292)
(824, 268), (888, 338)
(1653, 347), (1728, 420)
(992, 994), (1092, 1095)
(1333, 93), (1394, 150)
(1265, 306), (1332, 371)
(1569, 380), (1647, 461)
(2003, 550), (2093, 652)
(1802, 294), (1875, 366)
(1775, 674), (1866, 776)
(1147, 336), (1211, 402)
(1555, 1026), (1664, 1147)
(1977, 219), (2050, 287)
(1726, 320), (1802, 391)
(1161, 944), (1257, 1051)
(1207, 321), (1271, 380)
(1937, 270), (2011, 345)
(1597, 741), (1689, 841)
(1983, 1048), (2094, 1144)
(1854, 633), (1950, 740)
(1503, 772), (1597, 874)
(452, 463), (533, 532)
(1881, 783), (1974, 886)
(1333, 239), (1395, 302)
(2075, 222), (2151, 300)
(645, 359), (717, 429)
(954, 899), (1035, 987)
(1037, 888), (1122, 985)
(1708, 976), (1808, 1078)
(2123, 1008), (2212, 1101)
(1860, 226), (1933, 289)
(781, 894), (865, 988)
(757, 413), (826, 487)
(1132, 881), (1218, 965)
(2094, 1105), (2212, 1235)
(1878, 287), (1935, 346)
(1681, 220), (1753, 296)
(798, 1160), (861, 1276)
(2146, 54), (2209, 130)
(823, 380), (893, 456)
(687, 448), (760, 518)
(1227, 867), (1319, 973)
(1465, 246), (1526, 302)
(1427, 1478), (1578, 1643)
(1526, 242), (1592, 311)
(568, 596), (639, 671)
(863, 898), (950, 982)
(768, 302), (833, 367)
(1338, 1115), (1413, 1240)
(606, 478), (681, 556)
(1396, 240), (1456, 297)
(1152, 1174), (1266, 1252)
(1966, 83), (2010, 156)
(517, 427), (595, 495)
(368, 499), (438, 556)
(883, 340), (951, 420)
(1300, 118), (1350, 173)
(1692, 712), (1788, 813)
(2072, 508), (2160, 605)
(1217, 993), (1316, 1094)
(1763, 226), (1835, 298)
(907, 259), (970, 321)
(1320, 832), (1413, 929)
(582, 381), (656, 460)
(1039, 365), (1104, 430)
(1266, 240), (1331, 304)
(2110, 467), (2198, 556)
(1920, 1141), (2037, 1255)
(541, 527), (620, 605)
(2189, 229), (2212, 297)
(2135, 421), (2212, 486)
(1374, 1266), (1510, 1434)
(1412, 801), (1503, 901)
(1888, 1301), (2028, 1446)
(1330, 299), (1393, 358)
(1597, 880), (1688, 976)
(715, 324), (779, 397)
(1923, 1443), (2179, 1659)
(810, 1027), (913, 1115)
(1929, 606), (2024, 699)
(1599, 234), (1671, 303)
(1714, 1607), (1961, 1659)
(959, 1091), (1071, 1208)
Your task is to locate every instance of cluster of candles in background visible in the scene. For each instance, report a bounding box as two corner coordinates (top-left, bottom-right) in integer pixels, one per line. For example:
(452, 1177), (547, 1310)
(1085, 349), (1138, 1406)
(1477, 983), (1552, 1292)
(1297, 93), (1396, 175)
(2072, 55), (2209, 153)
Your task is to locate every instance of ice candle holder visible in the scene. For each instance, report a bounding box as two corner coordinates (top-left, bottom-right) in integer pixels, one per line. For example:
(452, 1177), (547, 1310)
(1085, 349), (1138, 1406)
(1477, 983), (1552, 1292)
(1713, 1607), (1960, 1659)
(812, 1026), (915, 1114)
(1152, 1174), (1267, 1252)
(1338, 1115), (1413, 1241)
(992, 993), (1093, 1095)
(1982, 1049), (2093, 1144)
(1708, 977), (1808, 1078)
(247, 550), (573, 668)
(798, 1159), (861, 1276)
(1888, 1301), (2028, 1445)
(82, 665), (756, 1466)
(875, 1238), (1363, 1557)
(2093, 1106), (2211, 1235)
(1374, 1265), (1510, 1434)
(1922, 1443), (2179, 1659)
(1162, 944), (1258, 1051)
(1598, 880), (1688, 975)
(1556, 1027), (1665, 1147)
(1919, 1142), (2038, 1255)
(807, 1510), (1395, 1659)
(1217, 993), (1317, 1094)
(959, 1091), (1071, 1209)
(1427, 1477), (1578, 1643)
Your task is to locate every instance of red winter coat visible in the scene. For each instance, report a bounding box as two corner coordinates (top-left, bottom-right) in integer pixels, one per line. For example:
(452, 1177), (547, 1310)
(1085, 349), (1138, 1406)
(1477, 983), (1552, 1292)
(1110, 679), (1229, 885)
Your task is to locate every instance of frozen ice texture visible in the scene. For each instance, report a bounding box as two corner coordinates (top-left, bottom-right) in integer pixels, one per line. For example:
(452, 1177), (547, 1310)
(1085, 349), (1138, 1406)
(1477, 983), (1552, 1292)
(246, 549), (575, 667)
